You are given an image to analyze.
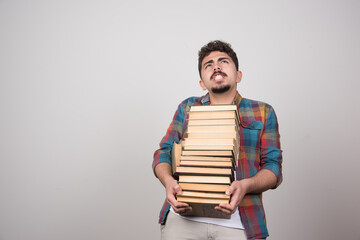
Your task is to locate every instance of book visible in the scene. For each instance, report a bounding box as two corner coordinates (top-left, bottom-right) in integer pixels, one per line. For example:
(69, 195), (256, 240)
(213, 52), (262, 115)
(187, 125), (238, 133)
(176, 196), (229, 205)
(181, 150), (234, 158)
(179, 175), (231, 184)
(179, 160), (233, 168)
(186, 131), (239, 139)
(177, 202), (231, 219)
(180, 155), (235, 168)
(190, 104), (237, 112)
(180, 155), (233, 162)
(171, 142), (182, 175)
(188, 110), (238, 121)
(182, 141), (239, 163)
(185, 131), (239, 149)
(179, 182), (230, 193)
(188, 110), (240, 127)
(187, 118), (237, 126)
(183, 138), (236, 146)
(176, 195), (231, 219)
(175, 166), (233, 177)
(177, 191), (230, 200)
(183, 146), (238, 161)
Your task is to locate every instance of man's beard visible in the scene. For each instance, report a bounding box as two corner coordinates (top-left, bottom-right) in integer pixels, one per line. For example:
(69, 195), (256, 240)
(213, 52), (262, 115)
(211, 85), (231, 94)
(210, 71), (230, 94)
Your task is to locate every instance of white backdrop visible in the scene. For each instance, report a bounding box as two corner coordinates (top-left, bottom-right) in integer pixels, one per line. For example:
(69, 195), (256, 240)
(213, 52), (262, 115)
(1, 0), (359, 239)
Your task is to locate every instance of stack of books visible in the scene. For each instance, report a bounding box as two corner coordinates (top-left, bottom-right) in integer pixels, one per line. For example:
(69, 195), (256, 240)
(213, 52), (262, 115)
(172, 104), (240, 218)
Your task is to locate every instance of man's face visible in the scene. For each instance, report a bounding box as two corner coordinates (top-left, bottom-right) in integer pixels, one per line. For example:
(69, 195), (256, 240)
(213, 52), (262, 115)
(199, 51), (242, 94)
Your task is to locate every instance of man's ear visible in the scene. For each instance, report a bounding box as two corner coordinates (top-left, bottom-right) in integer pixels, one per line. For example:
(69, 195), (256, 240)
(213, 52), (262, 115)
(236, 71), (242, 83)
(199, 80), (207, 90)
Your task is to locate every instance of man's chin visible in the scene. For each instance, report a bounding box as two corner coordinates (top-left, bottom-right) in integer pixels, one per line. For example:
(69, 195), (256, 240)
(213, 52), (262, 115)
(211, 85), (231, 94)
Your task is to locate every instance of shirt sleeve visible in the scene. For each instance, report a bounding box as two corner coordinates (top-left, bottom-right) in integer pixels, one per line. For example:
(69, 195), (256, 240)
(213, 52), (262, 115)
(152, 102), (187, 177)
(260, 106), (283, 188)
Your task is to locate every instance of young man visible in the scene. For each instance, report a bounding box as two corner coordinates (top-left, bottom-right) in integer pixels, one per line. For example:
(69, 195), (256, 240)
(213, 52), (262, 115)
(152, 40), (282, 240)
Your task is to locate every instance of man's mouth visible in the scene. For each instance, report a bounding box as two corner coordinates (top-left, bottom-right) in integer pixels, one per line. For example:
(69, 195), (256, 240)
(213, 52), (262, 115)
(211, 72), (227, 81)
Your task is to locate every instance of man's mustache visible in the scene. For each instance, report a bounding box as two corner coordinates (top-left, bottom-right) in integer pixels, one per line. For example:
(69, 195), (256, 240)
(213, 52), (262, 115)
(211, 71), (227, 80)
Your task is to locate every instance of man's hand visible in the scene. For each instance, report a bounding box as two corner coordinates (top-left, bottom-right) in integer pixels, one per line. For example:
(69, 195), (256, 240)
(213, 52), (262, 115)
(215, 169), (277, 214)
(215, 179), (250, 214)
(165, 178), (192, 215)
(155, 162), (192, 215)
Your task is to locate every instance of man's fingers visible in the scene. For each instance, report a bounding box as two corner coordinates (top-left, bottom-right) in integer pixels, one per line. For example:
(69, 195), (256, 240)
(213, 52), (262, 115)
(172, 203), (192, 214)
(226, 181), (241, 195)
(219, 203), (234, 211)
(166, 180), (192, 214)
(226, 185), (234, 195)
(173, 200), (190, 209)
(177, 205), (192, 214)
(167, 193), (177, 205)
(214, 205), (232, 215)
(215, 203), (236, 215)
(167, 194), (189, 208)
(174, 184), (182, 195)
(229, 193), (240, 205)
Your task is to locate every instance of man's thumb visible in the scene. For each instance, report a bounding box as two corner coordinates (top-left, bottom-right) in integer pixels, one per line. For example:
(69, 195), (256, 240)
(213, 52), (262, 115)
(226, 186), (233, 196)
(174, 184), (182, 194)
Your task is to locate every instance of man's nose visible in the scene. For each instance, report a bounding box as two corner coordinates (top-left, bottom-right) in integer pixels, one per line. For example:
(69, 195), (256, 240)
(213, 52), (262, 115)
(213, 63), (221, 72)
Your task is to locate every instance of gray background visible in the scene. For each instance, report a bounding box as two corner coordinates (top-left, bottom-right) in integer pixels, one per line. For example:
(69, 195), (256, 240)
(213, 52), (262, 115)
(1, 0), (359, 239)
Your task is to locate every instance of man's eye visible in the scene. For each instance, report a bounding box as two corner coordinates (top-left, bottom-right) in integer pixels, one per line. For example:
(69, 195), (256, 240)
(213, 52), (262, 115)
(221, 60), (229, 63)
(204, 64), (211, 69)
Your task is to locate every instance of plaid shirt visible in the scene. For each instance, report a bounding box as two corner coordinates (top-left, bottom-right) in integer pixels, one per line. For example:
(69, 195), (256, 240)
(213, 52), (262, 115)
(152, 92), (283, 240)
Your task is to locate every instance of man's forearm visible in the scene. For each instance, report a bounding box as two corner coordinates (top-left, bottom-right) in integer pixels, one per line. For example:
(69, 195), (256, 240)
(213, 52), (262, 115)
(155, 162), (175, 188)
(239, 169), (277, 195)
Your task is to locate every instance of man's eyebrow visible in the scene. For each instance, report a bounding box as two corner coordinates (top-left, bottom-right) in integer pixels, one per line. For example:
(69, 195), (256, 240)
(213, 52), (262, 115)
(203, 59), (214, 67)
(203, 57), (230, 67)
(218, 57), (230, 61)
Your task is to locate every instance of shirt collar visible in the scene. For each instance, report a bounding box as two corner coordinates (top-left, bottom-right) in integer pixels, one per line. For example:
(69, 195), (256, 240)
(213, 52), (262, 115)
(200, 91), (242, 106)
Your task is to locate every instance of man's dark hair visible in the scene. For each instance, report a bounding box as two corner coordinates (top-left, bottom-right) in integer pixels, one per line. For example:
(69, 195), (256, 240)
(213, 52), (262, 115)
(198, 40), (239, 78)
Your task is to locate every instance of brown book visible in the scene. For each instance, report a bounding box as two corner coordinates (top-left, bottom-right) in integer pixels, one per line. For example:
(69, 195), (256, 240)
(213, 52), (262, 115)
(179, 182), (230, 193)
(176, 166), (233, 177)
(176, 195), (231, 219)
(187, 125), (238, 133)
(178, 201), (231, 219)
(181, 150), (238, 167)
(189, 104), (237, 112)
(182, 141), (239, 163)
(177, 191), (230, 200)
(179, 175), (231, 184)
(187, 118), (237, 126)
(179, 160), (233, 168)
(186, 131), (239, 146)
(188, 110), (238, 121)
(188, 109), (240, 127)
(180, 155), (233, 162)
(171, 142), (182, 175)
(176, 196), (229, 204)
(181, 155), (236, 169)
(183, 138), (235, 146)
(183, 144), (237, 152)
(181, 150), (233, 157)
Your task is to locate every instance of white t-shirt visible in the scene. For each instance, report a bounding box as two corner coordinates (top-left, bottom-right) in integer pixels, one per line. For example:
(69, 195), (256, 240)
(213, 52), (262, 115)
(170, 207), (244, 229)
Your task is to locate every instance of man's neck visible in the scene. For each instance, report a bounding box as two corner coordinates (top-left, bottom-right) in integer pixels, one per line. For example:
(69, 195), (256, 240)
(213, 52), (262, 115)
(208, 89), (237, 105)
